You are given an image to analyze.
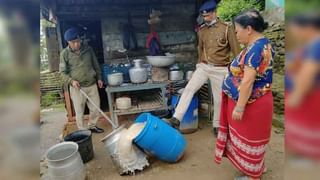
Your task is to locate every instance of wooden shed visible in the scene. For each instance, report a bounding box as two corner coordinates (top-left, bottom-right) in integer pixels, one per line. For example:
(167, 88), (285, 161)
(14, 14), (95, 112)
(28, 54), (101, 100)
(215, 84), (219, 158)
(40, 0), (207, 121)
(41, 0), (204, 65)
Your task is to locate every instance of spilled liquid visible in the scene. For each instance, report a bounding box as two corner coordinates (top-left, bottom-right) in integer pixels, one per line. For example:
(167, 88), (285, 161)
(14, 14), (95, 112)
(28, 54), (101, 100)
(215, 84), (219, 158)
(115, 122), (149, 174)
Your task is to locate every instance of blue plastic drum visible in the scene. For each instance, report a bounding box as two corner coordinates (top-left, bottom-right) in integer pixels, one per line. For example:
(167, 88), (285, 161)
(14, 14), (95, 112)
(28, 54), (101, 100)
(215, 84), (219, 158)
(134, 113), (186, 162)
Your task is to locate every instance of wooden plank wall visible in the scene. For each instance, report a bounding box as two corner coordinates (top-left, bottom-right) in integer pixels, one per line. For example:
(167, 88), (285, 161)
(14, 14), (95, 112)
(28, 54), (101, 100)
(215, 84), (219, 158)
(99, 1), (198, 63)
(54, 0), (199, 63)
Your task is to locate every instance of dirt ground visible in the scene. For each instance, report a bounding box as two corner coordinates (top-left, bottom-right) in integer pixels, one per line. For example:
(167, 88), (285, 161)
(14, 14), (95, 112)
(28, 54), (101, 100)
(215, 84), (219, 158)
(40, 107), (284, 180)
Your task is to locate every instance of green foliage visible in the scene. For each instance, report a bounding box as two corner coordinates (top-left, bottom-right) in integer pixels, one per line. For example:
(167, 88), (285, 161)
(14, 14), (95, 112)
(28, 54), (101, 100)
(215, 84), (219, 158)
(41, 92), (60, 107)
(217, 0), (264, 22)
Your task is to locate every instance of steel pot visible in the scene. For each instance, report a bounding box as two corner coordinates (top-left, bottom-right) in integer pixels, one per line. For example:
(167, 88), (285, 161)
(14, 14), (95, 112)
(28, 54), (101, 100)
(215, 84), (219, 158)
(100, 125), (128, 175)
(169, 70), (184, 81)
(129, 59), (147, 83)
(100, 124), (148, 175)
(107, 72), (123, 86)
(185, 71), (194, 81)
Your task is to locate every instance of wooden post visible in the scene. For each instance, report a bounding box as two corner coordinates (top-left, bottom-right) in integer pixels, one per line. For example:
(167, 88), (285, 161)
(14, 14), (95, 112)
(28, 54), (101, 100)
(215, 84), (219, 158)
(63, 85), (75, 122)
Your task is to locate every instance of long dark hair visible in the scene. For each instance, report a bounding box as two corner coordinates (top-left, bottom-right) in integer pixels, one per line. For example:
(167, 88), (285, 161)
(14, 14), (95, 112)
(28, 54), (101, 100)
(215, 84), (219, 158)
(234, 9), (268, 33)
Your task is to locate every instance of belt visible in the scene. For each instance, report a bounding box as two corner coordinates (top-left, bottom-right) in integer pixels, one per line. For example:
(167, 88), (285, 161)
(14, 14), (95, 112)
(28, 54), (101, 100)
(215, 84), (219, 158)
(202, 61), (229, 67)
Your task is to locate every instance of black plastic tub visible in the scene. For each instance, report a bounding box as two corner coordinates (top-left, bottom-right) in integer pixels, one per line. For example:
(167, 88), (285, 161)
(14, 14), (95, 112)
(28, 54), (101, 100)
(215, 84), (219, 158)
(64, 130), (94, 163)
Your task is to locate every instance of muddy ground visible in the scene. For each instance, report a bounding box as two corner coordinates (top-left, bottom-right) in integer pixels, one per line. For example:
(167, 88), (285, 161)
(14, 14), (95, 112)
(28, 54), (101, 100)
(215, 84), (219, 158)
(40, 107), (284, 180)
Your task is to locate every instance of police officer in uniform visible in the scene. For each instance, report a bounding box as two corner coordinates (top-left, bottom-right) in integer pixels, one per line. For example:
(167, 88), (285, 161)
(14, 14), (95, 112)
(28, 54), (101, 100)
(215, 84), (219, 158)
(169, 0), (240, 137)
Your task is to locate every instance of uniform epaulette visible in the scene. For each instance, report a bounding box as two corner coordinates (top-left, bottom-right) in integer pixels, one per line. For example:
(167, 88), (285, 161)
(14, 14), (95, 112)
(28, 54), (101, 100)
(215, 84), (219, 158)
(219, 21), (231, 27)
(199, 24), (206, 29)
(222, 21), (233, 27)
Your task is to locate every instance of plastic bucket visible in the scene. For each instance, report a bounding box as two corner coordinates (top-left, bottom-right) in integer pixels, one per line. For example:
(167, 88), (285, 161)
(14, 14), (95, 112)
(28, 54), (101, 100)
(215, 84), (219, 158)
(64, 130), (94, 163)
(134, 113), (186, 162)
(171, 94), (199, 133)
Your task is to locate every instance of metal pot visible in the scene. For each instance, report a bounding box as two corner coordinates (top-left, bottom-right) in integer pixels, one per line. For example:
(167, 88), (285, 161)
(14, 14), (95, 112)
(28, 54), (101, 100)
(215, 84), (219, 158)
(116, 97), (132, 110)
(100, 124), (148, 175)
(169, 70), (184, 81)
(46, 142), (86, 180)
(186, 71), (194, 81)
(100, 125), (126, 174)
(107, 72), (123, 86)
(129, 59), (147, 83)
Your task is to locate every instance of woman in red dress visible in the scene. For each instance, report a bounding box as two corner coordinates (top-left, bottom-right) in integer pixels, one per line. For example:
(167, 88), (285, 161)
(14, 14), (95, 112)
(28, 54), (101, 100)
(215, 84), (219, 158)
(214, 10), (274, 180)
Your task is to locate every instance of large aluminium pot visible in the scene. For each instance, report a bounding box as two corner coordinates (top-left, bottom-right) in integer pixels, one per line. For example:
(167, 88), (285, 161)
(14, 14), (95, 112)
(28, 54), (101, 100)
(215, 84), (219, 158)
(100, 124), (148, 175)
(46, 142), (86, 180)
(100, 125), (127, 175)
(129, 59), (147, 83)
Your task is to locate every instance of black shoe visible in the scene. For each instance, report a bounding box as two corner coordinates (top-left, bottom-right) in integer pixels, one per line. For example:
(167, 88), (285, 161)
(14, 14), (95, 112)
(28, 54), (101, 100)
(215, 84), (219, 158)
(167, 117), (180, 129)
(89, 126), (104, 133)
(213, 127), (219, 137)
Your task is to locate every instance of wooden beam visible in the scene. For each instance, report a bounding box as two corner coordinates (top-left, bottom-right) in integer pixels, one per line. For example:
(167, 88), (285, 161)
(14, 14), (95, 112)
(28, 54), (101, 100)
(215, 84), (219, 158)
(56, 1), (196, 15)
(56, 21), (64, 51)
(56, 0), (195, 7)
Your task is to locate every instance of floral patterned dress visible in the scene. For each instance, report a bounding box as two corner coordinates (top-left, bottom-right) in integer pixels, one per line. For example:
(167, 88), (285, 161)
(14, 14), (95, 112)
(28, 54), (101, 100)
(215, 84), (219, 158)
(222, 37), (274, 103)
(215, 37), (275, 178)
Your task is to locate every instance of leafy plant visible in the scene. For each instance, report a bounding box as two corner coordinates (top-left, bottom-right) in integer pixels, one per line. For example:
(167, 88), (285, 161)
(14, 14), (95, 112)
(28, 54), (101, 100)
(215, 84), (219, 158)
(217, 0), (264, 21)
(41, 92), (60, 107)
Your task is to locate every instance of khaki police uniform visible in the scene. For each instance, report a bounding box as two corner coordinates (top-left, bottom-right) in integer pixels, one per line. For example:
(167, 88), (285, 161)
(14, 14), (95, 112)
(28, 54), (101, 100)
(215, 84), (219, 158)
(198, 18), (240, 65)
(173, 18), (241, 128)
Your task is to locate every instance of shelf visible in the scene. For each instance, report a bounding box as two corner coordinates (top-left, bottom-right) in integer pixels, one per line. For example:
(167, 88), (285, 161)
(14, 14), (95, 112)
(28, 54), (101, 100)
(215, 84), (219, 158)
(106, 82), (168, 93)
(113, 91), (166, 115)
(114, 105), (167, 115)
